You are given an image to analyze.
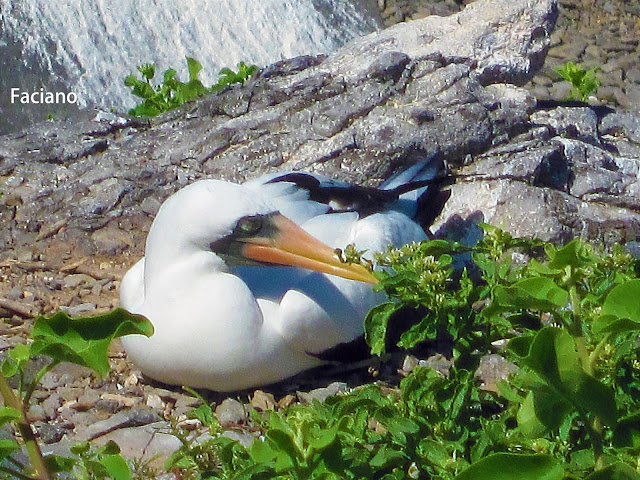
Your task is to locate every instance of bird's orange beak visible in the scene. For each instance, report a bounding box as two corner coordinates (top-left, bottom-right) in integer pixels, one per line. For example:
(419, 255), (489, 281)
(241, 214), (378, 284)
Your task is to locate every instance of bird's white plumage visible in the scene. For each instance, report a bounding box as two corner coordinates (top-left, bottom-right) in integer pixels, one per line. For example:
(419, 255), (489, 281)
(120, 172), (430, 391)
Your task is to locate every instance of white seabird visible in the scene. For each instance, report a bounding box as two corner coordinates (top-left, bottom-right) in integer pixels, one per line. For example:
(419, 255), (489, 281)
(120, 160), (447, 391)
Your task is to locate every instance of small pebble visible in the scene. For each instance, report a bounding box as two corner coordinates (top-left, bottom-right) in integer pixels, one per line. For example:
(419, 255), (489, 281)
(214, 398), (247, 427)
(250, 390), (276, 411)
(297, 382), (348, 404)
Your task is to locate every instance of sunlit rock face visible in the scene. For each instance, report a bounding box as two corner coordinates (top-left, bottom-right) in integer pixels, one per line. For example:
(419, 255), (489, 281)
(0, 0), (382, 133)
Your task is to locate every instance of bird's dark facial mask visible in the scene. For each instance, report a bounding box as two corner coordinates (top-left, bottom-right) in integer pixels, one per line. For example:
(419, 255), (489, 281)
(210, 212), (378, 284)
(209, 213), (275, 266)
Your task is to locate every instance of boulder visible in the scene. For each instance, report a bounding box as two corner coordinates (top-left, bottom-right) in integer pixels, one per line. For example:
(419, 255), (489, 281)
(0, 0), (560, 265)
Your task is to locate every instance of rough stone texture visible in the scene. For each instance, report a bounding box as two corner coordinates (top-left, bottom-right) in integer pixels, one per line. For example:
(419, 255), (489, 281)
(432, 105), (640, 246)
(0, 0), (557, 262)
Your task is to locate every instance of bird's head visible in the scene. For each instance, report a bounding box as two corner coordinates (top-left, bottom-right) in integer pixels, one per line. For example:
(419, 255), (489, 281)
(146, 180), (377, 284)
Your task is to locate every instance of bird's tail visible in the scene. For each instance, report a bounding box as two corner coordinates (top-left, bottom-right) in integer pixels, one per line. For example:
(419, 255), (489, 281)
(381, 152), (452, 227)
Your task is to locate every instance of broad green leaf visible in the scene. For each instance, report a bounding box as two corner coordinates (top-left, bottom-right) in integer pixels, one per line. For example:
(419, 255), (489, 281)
(507, 334), (534, 357)
(493, 277), (568, 311)
(586, 463), (640, 480)
(0, 407), (21, 427)
(517, 385), (573, 436)
(516, 327), (617, 426)
(44, 454), (78, 473)
(547, 239), (586, 269)
(0, 439), (19, 461)
(455, 453), (564, 480)
(613, 413), (640, 448)
(517, 391), (550, 437)
(250, 437), (279, 464)
(30, 308), (154, 377)
(602, 279), (640, 322)
(309, 418), (344, 450)
(364, 302), (400, 356)
(98, 440), (123, 456)
(369, 444), (407, 468)
(100, 454), (132, 480)
(592, 312), (640, 334)
(8, 343), (30, 363)
(419, 438), (453, 466)
(70, 441), (91, 455)
(1, 343), (31, 377)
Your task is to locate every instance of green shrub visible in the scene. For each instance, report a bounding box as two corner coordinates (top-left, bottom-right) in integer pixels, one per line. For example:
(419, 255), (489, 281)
(555, 61), (601, 102)
(124, 57), (257, 117)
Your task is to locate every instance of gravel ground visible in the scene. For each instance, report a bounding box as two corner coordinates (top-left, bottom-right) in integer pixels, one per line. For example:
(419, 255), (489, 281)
(1, 0), (638, 473)
(380, 0), (640, 110)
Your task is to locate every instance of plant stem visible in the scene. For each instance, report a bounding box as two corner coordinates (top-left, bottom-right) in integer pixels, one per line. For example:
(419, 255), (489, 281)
(568, 285), (592, 376)
(0, 465), (36, 480)
(568, 285), (606, 469)
(22, 361), (58, 409)
(0, 372), (52, 480)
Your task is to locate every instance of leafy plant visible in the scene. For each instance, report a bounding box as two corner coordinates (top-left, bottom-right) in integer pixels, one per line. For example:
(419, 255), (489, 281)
(124, 57), (257, 117)
(0, 309), (153, 480)
(554, 61), (601, 102)
(364, 226), (640, 478)
(3, 228), (640, 480)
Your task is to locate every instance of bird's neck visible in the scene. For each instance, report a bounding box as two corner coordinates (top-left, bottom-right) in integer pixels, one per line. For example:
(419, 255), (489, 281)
(143, 223), (229, 288)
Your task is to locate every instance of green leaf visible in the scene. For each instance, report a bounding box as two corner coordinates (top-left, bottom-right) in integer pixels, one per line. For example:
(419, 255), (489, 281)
(493, 277), (568, 312)
(30, 308), (154, 377)
(45, 454), (78, 473)
(516, 388), (571, 437)
(613, 413), (640, 448)
(517, 327), (617, 426)
(369, 444), (407, 468)
(186, 57), (203, 81)
(547, 239), (586, 269)
(455, 453), (564, 480)
(602, 279), (640, 322)
(8, 343), (30, 364)
(308, 418), (343, 450)
(586, 463), (640, 480)
(0, 439), (20, 461)
(70, 441), (91, 456)
(594, 316), (640, 335)
(2, 343), (31, 377)
(250, 437), (279, 464)
(100, 454), (132, 480)
(0, 407), (21, 427)
(364, 302), (400, 356)
(137, 63), (156, 80)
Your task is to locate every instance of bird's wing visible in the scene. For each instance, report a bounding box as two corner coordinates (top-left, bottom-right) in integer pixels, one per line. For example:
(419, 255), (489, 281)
(274, 209), (427, 355)
(239, 161), (442, 356)
(245, 153), (447, 224)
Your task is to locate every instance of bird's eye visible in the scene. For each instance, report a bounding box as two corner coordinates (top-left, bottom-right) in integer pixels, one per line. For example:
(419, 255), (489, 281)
(235, 215), (263, 236)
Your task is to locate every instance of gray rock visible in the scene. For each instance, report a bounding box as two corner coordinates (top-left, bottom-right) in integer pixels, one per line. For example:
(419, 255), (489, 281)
(41, 393), (63, 421)
(475, 354), (519, 392)
(0, 0), (558, 263)
(433, 103), (640, 245)
(77, 407), (162, 441)
(91, 421), (182, 470)
(297, 382), (348, 404)
(38, 422), (73, 444)
(214, 398), (247, 427)
(220, 429), (256, 448)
